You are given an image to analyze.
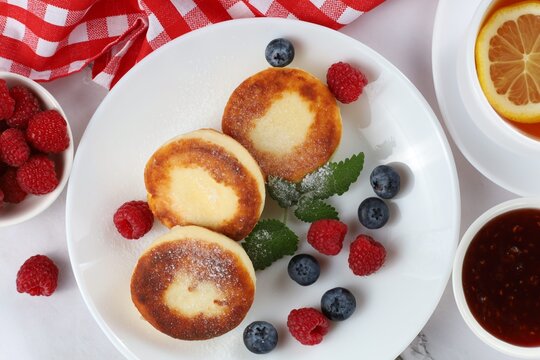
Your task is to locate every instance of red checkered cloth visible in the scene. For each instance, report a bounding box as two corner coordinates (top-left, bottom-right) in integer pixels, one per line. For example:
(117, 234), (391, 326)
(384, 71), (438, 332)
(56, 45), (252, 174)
(0, 0), (385, 88)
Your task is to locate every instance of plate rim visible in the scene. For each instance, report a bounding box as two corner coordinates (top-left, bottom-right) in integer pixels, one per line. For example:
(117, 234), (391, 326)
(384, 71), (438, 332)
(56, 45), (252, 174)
(67, 17), (461, 360)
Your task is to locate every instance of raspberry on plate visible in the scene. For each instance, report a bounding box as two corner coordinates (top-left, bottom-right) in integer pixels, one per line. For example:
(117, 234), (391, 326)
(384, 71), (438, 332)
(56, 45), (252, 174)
(0, 168), (27, 203)
(16, 155), (59, 195)
(287, 307), (329, 345)
(0, 79), (15, 119)
(7, 86), (40, 129)
(16, 255), (59, 296)
(0, 128), (30, 167)
(113, 200), (154, 240)
(348, 234), (386, 276)
(26, 110), (70, 153)
(307, 219), (348, 255)
(326, 61), (368, 104)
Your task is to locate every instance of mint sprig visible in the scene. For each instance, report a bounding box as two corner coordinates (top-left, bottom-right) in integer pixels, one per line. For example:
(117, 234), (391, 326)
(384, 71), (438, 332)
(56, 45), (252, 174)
(267, 152), (364, 222)
(294, 197), (339, 222)
(299, 152), (365, 199)
(242, 219), (298, 271)
(267, 176), (300, 208)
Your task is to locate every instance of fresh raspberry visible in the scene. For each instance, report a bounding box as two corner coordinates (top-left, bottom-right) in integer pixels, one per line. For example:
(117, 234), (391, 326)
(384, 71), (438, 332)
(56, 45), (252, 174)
(0, 79), (15, 119)
(307, 219), (348, 255)
(113, 200), (154, 239)
(26, 110), (70, 153)
(287, 307), (329, 345)
(326, 62), (368, 104)
(7, 86), (40, 128)
(16, 155), (58, 195)
(348, 234), (386, 276)
(16, 255), (59, 296)
(0, 168), (27, 203)
(0, 128), (30, 167)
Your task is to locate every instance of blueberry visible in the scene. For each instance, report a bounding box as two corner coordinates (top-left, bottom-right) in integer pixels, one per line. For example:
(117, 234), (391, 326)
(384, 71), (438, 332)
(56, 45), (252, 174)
(321, 287), (356, 321)
(370, 165), (400, 199)
(287, 254), (320, 286)
(358, 197), (389, 229)
(265, 38), (295, 67)
(243, 321), (278, 354)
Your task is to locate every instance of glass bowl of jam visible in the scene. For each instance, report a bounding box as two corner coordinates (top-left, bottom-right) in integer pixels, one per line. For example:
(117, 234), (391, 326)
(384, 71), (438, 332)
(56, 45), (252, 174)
(453, 197), (540, 358)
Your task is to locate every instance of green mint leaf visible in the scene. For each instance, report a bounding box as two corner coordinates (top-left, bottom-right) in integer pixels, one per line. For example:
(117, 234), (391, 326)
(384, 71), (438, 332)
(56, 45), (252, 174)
(242, 219), (298, 270)
(299, 152), (364, 200)
(267, 176), (301, 208)
(294, 197), (339, 222)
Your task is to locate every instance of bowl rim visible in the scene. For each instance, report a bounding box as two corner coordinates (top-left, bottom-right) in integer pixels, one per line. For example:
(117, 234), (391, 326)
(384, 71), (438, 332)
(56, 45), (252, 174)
(0, 71), (74, 228)
(452, 197), (540, 358)
(458, 0), (540, 152)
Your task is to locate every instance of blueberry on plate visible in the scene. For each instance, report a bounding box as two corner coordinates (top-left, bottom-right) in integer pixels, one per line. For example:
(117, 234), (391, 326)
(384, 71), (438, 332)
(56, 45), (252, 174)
(358, 197), (389, 229)
(370, 165), (400, 199)
(321, 287), (356, 321)
(288, 254), (320, 286)
(265, 38), (295, 67)
(243, 321), (278, 354)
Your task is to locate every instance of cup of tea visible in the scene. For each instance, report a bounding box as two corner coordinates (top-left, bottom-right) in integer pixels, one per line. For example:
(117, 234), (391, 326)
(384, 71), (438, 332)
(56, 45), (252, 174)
(457, 0), (540, 151)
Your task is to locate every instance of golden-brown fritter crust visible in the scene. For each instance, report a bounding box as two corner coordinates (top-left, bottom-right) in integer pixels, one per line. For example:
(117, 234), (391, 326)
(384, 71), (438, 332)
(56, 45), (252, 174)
(222, 67), (342, 182)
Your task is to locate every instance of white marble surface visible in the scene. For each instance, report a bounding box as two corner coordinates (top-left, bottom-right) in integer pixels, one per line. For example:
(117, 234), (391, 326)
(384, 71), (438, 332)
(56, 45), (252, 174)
(0, 0), (526, 358)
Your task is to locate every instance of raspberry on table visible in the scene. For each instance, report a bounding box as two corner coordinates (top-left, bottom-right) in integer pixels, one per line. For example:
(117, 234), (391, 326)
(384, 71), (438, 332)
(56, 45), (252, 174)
(16, 255), (59, 296)
(0, 168), (27, 203)
(287, 307), (329, 345)
(16, 155), (59, 195)
(326, 61), (368, 104)
(348, 234), (386, 276)
(26, 110), (70, 153)
(0, 128), (30, 167)
(0, 79), (15, 119)
(113, 200), (154, 240)
(307, 219), (348, 255)
(7, 86), (40, 128)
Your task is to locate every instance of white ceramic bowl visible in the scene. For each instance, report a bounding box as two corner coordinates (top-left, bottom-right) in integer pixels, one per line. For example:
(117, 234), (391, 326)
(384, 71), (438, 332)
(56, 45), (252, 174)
(457, 0), (540, 152)
(0, 71), (73, 227)
(453, 197), (540, 359)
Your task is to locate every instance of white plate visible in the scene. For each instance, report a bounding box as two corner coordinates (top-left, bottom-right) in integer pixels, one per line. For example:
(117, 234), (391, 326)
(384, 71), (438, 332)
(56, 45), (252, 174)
(66, 18), (459, 360)
(432, 0), (540, 196)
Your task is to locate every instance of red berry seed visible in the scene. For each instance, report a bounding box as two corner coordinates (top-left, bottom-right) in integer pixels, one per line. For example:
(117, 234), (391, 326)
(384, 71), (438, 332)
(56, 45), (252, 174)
(26, 110), (70, 153)
(326, 62), (368, 104)
(113, 201), (154, 240)
(307, 219), (348, 256)
(287, 307), (329, 345)
(348, 234), (386, 276)
(0, 128), (30, 167)
(7, 86), (40, 128)
(16, 155), (59, 195)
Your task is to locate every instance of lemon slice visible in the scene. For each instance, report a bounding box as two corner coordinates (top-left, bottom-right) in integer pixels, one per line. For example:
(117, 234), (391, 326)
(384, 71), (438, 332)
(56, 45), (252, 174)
(476, 1), (540, 123)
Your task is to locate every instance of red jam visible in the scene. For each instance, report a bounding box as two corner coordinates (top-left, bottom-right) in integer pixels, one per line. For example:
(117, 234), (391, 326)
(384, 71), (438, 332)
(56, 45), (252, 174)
(462, 208), (540, 347)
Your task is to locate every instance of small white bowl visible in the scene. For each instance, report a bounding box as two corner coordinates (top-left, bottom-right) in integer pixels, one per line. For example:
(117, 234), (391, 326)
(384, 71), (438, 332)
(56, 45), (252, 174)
(453, 197), (540, 359)
(0, 72), (74, 227)
(457, 0), (540, 152)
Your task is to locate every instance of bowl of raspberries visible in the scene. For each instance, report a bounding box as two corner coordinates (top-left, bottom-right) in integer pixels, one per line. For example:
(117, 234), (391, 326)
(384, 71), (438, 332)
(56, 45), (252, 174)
(0, 71), (73, 227)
